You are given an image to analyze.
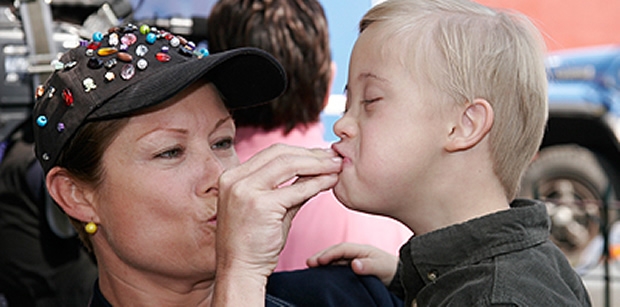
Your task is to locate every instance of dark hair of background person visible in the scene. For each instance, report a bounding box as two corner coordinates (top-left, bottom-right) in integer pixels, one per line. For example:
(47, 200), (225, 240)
(207, 0), (332, 134)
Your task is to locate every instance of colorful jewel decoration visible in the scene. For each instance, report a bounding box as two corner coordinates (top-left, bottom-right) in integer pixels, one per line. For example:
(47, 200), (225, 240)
(120, 64), (135, 80)
(104, 71), (115, 82)
(146, 33), (157, 44)
(85, 49), (95, 57)
(136, 44), (148, 57)
(161, 46), (169, 53)
(87, 41), (102, 50)
(42, 153), (50, 161)
(35, 85), (45, 99)
(92, 31), (104, 42)
(47, 86), (55, 98)
(122, 24), (137, 33)
(155, 52), (171, 62)
(136, 58), (148, 70)
(83, 78), (97, 92)
(139, 24), (150, 35)
(51, 59), (64, 70)
(196, 48), (209, 58)
(57, 122), (65, 132)
(121, 33), (137, 46)
(109, 33), (119, 46)
(64, 61), (77, 70)
(117, 52), (133, 62)
(169, 37), (180, 48)
(62, 88), (74, 106)
(36, 115), (47, 127)
(104, 58), (117, 69)
(87, 57), (104, 69)
(178, 46), (192, 57)
(97, 47), (118, 57)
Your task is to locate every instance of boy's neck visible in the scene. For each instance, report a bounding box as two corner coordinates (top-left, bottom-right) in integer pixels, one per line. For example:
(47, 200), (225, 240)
(401, 150), (511, 235)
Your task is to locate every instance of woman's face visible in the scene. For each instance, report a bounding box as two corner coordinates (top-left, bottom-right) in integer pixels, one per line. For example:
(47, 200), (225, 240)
(90, 81), (236, 281)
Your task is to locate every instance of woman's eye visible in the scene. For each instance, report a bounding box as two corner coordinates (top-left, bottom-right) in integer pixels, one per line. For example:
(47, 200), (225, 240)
(212, 138), (233, 150)
(156, 147), (183, 159)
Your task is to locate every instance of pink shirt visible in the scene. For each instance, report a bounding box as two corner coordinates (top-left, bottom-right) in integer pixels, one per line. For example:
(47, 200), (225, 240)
(235, 123), (413, 272)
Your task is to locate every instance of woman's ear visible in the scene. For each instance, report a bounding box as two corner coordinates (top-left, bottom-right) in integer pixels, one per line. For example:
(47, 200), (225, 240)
(445, 98), (494, 152)
(46, 167), (99, 223)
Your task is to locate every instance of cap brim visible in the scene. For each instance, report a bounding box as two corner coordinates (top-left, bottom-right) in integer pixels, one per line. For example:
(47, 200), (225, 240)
(89, 47), (286, 120)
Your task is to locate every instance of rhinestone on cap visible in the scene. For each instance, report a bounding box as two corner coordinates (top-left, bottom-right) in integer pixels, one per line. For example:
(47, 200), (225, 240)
(104, 58), (117, 69)
(47, 86), (55, 98)
(146, 33), (157, 44)
(156, 52), (171, 62)
(104, 71), (115, 82)
(136, 44), (148, 57)
(92, 31), (104, 42)
(97, 47), (118, 57)
(120, 64), (135, 80)
(83, 78), (97, 92)
(35, 85), (45, 99)
(139, 24), (150, 35)
(121, 33), (137, 46)
(117, 52), (133, 62)
(136, 58), (148, 70)
(36, 115), (47, 127)
(109, 33), (119, 46)
(87, 57), (104, 69)
(62, 88), (74, 106)
(51, 59), (64, 70)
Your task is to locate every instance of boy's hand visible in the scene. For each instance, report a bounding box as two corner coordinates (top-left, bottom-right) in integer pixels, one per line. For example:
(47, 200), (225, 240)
(307, 243), (398, 285)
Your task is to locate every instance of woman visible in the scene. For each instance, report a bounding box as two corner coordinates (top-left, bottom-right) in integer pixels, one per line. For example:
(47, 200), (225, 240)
(33, 25), (401, 306)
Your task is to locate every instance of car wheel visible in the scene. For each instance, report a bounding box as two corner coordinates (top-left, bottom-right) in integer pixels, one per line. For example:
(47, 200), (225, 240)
(519, 144), (616, 269)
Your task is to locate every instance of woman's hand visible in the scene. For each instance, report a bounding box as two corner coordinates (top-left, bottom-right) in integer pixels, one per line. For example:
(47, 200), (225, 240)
(213, 144), (342, 305)
(307, 243), (398, 286)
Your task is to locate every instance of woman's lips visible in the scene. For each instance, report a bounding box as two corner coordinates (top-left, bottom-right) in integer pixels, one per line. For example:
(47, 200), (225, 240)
(208, 215), (217, 224)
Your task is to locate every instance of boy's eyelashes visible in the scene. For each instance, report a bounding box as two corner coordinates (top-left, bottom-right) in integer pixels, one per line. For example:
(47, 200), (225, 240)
(362, 97), (380, 104)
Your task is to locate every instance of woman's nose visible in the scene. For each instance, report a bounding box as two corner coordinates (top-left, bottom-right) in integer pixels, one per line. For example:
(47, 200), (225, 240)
(199, 153), (227, 195)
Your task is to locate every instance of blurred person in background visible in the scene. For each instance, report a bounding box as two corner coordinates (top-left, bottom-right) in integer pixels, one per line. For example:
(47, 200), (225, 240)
(0, 116), (97, 306)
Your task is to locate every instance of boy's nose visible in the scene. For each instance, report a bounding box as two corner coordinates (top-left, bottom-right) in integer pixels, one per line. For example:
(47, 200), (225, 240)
(333, 114), (355, 140)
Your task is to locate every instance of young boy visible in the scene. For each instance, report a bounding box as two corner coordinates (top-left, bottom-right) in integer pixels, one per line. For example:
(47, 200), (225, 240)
(306, 0), (592, 305)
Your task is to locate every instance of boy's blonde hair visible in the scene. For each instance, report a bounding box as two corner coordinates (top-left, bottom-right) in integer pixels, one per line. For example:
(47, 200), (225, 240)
(361, 0), (548, 199)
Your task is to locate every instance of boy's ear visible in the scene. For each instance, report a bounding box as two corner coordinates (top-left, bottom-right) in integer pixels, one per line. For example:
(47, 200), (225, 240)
(46, 167), (99, 223)
(445, 98), (494, 152)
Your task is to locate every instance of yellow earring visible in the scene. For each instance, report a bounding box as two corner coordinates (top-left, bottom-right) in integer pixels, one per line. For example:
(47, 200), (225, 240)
(85, 221), (98, 235)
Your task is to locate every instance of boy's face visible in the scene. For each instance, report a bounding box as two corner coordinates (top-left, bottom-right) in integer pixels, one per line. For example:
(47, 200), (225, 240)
(331, 24), (450, 217)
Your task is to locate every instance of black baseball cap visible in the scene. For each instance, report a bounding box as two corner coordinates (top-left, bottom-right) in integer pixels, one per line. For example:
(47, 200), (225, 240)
(33, 24), (286, 174)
